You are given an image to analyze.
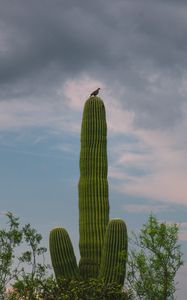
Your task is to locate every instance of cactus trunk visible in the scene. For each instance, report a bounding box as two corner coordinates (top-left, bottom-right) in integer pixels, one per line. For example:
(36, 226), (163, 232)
(49, 95), (128, 287)
(78, 97), (110, 279)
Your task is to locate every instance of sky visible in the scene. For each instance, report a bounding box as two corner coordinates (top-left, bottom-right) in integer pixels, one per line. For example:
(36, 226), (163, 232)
(0, 0), (187, 298)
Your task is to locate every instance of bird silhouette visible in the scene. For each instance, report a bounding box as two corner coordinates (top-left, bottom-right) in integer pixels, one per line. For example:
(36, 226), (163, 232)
(90, 88), (100, 97)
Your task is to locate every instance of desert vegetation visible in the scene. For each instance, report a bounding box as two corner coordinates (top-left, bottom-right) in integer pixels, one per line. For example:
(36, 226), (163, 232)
(0, 97), (183, 299)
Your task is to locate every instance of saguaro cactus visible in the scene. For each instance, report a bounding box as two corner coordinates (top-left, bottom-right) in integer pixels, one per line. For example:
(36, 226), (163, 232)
(78, 97), (109, 278)
(49, 96), (128, 286)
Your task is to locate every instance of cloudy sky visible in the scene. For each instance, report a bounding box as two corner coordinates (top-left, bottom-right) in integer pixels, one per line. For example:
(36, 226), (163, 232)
(0, 0), (187, 298)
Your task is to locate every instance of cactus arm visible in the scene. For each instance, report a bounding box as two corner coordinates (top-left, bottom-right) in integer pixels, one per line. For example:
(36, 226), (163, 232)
(49, 228), (79, 280)
(99, 219), (128, 286)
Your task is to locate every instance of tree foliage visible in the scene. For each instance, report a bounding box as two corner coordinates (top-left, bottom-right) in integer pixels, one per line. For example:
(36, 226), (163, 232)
(1, 212), (127, 300)
(0, 212), (22, 296)
(1, 212), (184, 300)
(126, 214), (183, 300)
(11, 277), (127, 300)
(0, 212), (48, 299)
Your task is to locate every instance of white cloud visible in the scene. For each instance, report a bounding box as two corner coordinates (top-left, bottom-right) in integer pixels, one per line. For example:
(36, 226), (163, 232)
(0, 211), (7, 215)
(179, 223), (187, 241)
(122, 203), (170, 214)
(52, 143), (76, 154)
(0, 97), (79, 134)
(0, 74), (186, 207)
(58, 76), (187, 207)
(116, 136), (187, 205)
(109, 166), (130, 181)
(108, 112), (187, 206)
(0, 99), (58, 130)
(106, 101), (134, 135)
(175, 263), (187, 300)
(60, 75), (134, 135)
(122, 168), (187, 205)
(59, 74), (105, 112)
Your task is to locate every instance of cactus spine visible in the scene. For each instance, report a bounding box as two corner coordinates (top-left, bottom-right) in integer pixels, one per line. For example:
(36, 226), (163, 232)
(78, 97), (109, 278)
(49, 96), (128, 287)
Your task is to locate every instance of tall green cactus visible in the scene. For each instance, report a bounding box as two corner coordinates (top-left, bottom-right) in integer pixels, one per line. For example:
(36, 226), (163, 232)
(78, 97), (109, 278)
(49, 96), (128, 287)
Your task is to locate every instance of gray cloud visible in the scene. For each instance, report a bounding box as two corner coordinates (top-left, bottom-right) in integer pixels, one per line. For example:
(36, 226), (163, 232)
(0, 0), (187, 129)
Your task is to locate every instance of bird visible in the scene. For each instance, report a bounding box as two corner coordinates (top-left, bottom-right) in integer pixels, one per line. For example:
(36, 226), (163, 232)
(90, 88), (100, 97)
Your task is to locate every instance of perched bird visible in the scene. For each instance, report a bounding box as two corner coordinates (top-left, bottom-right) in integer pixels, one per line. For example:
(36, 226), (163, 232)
(90, 88), (100, 97)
